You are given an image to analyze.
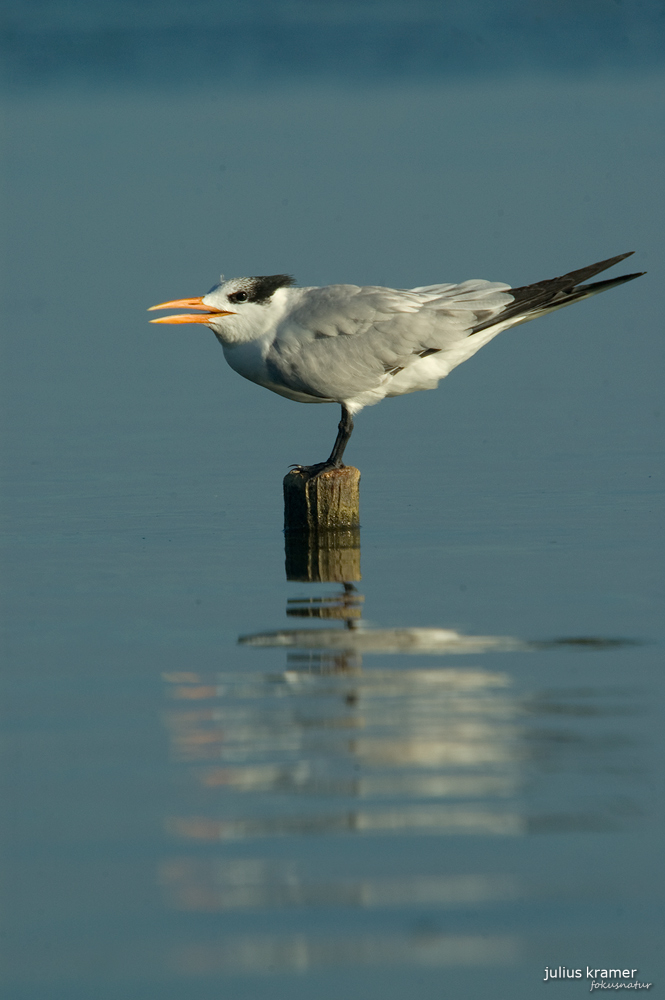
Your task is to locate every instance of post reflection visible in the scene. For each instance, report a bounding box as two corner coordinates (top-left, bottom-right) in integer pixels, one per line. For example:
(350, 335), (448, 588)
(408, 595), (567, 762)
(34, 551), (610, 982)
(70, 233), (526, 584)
(159, 533), (643, 975)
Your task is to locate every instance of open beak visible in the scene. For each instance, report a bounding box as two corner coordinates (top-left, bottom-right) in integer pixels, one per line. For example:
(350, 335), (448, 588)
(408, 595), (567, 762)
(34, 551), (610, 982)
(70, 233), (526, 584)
(148, 297), (235, 325)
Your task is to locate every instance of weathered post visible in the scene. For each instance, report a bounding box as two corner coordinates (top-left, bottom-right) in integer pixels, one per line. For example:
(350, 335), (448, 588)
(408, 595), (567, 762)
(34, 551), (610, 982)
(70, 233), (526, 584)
(283, 467), (360, 532)
(283, 467), (361, 583)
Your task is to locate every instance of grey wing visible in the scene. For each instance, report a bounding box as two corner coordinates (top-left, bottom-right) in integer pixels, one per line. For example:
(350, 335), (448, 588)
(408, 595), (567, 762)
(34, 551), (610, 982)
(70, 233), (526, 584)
(265, 281), (514, 400)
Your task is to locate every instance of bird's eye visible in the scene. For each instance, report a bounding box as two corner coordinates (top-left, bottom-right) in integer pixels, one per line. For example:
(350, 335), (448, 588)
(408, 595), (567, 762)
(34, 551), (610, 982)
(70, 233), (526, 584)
(229, 291), (248, 303)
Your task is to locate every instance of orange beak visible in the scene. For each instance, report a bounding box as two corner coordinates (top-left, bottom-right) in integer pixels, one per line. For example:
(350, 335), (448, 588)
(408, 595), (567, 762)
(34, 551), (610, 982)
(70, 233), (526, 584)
(148, 296), (236, 324)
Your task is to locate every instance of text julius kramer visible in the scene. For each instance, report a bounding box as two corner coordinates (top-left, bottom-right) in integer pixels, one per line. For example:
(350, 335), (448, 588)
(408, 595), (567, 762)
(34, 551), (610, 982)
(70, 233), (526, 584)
(544, 968), (651, 988)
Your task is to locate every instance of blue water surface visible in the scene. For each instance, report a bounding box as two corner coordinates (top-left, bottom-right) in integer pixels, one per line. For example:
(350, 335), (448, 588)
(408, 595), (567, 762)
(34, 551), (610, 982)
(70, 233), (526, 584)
(1, 3), (664, 998)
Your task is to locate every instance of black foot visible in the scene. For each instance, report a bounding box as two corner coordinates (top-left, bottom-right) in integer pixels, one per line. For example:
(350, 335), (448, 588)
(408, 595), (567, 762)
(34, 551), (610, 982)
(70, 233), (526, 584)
(289, 461), (346, 479)
(288, 404), (355, 479)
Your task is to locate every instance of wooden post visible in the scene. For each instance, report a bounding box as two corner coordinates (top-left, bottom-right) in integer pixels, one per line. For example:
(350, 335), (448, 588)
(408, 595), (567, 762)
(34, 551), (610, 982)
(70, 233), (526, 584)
(283, 467), (361, 531)
(284, 467), (361, 583)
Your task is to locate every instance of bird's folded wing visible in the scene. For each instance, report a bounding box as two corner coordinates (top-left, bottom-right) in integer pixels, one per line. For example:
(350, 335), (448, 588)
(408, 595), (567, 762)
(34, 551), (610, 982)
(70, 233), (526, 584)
(266, 281), (513, 399)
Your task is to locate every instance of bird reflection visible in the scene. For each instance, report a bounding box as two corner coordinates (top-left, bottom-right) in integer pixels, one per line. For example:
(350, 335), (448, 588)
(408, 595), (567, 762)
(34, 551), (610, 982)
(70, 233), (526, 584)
(159, 545), (643, 975)
(160, 573), (527, 976)
(170, 930), (519, 976)
(159, 858), (517, 912)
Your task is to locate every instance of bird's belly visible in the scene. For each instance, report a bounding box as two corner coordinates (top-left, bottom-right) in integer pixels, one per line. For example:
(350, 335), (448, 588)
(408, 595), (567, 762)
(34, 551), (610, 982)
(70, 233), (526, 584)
(255, 380), (333, 404)
(220, 339), (332, 404)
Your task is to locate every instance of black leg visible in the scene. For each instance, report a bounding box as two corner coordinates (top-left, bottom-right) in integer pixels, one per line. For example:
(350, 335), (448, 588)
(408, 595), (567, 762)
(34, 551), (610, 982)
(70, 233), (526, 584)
(291, 404), (355, 477)
(326, 405), (354, 467)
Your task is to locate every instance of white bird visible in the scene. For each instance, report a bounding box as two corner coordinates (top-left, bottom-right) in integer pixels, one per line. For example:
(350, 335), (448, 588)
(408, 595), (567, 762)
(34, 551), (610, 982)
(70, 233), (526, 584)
(149, 253), (643, 473)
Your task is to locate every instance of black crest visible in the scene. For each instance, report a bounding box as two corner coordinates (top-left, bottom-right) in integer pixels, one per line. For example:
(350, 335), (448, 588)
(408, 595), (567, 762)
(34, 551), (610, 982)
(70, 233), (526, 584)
(246, 274), (295, 304)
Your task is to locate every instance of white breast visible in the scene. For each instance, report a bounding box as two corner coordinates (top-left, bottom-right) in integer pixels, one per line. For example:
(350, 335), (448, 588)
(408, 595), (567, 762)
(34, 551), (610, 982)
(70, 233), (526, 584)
(219, 335), (332, 404)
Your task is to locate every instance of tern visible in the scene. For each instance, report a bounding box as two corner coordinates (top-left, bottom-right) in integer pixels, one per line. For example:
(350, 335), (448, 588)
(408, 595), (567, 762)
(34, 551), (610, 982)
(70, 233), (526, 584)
(150, 252), (643, 474)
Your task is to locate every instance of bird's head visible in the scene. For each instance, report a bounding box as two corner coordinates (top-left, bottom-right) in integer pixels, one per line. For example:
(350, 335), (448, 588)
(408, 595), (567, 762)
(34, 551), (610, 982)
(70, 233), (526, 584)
(149, 274), (295, 343)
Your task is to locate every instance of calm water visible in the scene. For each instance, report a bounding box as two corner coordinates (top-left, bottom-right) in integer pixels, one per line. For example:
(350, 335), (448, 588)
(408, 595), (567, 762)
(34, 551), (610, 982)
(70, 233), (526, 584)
(1, 4), (664, 998)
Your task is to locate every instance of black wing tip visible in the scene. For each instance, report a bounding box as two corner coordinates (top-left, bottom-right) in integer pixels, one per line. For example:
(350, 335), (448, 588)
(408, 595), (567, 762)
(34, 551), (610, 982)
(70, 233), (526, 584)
(559, 251), (638, 285)
(599, 270), (646, 285)
(591, 251), (634, 267)
(540, 268), (645, 303)
(470, 255), (643, 335)
(609, 250), (634, 262)
(509, 251), (642, 298)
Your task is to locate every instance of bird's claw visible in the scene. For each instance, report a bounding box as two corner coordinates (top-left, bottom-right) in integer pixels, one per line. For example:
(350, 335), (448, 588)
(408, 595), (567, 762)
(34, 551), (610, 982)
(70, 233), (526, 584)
(288, 461), (345, 479)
